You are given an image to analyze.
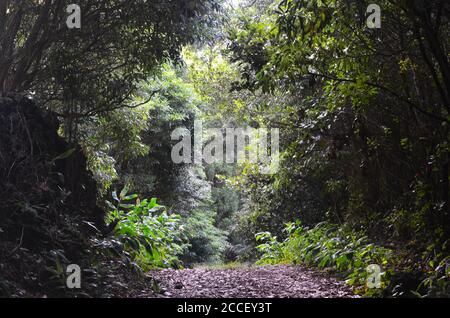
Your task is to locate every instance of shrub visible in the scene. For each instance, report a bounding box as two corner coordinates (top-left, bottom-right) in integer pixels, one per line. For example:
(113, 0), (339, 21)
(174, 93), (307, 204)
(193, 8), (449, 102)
(256, 221), (393, 295)
(417, 247), (450, 297)
(180, 209), (230, 265)
(106, 187), (185, 269)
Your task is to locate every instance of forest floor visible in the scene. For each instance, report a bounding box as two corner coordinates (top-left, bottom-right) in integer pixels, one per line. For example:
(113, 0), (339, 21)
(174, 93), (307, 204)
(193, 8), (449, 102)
(139, 265), (357, 298)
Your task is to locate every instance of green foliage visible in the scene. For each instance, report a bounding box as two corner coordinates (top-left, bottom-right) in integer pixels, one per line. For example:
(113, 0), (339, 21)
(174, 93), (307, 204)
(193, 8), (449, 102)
(224, 1), (450, 292)
(81, 104), (151, 193)
(256, 222), (392, 294)
(119, 63), (202, 198)
(83, 62), (202, 196)
(2, 0), (220, 114)
(419, 255), (450, 298)
(106, 187), (185, 269)
(414, 241), (450, 298)
(180, 209), (230, 265)
(96, 62), (228, 267)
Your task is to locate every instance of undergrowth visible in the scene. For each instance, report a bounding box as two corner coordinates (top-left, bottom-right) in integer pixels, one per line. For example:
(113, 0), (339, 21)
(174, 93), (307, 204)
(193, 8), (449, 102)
(255, 222), (393, 296)
(106, 187), (186, 270)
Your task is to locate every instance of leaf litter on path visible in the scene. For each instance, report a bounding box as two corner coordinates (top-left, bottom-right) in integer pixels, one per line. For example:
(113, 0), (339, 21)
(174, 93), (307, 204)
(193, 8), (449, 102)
(142, 265), (357, 298)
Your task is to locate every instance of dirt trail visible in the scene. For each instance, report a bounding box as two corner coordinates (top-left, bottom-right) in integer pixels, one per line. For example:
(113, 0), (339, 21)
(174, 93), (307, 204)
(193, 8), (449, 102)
(144, 265), (357, 298)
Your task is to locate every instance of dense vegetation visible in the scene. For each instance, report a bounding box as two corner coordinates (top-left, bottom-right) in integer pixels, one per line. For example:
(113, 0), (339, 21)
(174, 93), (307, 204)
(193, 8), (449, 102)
(0, 0), (449, 298)
(229, 0), (450, 297)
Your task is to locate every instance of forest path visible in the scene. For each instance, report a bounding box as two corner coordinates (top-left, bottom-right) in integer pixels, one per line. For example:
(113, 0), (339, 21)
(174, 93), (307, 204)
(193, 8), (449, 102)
(145, 265), (356, 298)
